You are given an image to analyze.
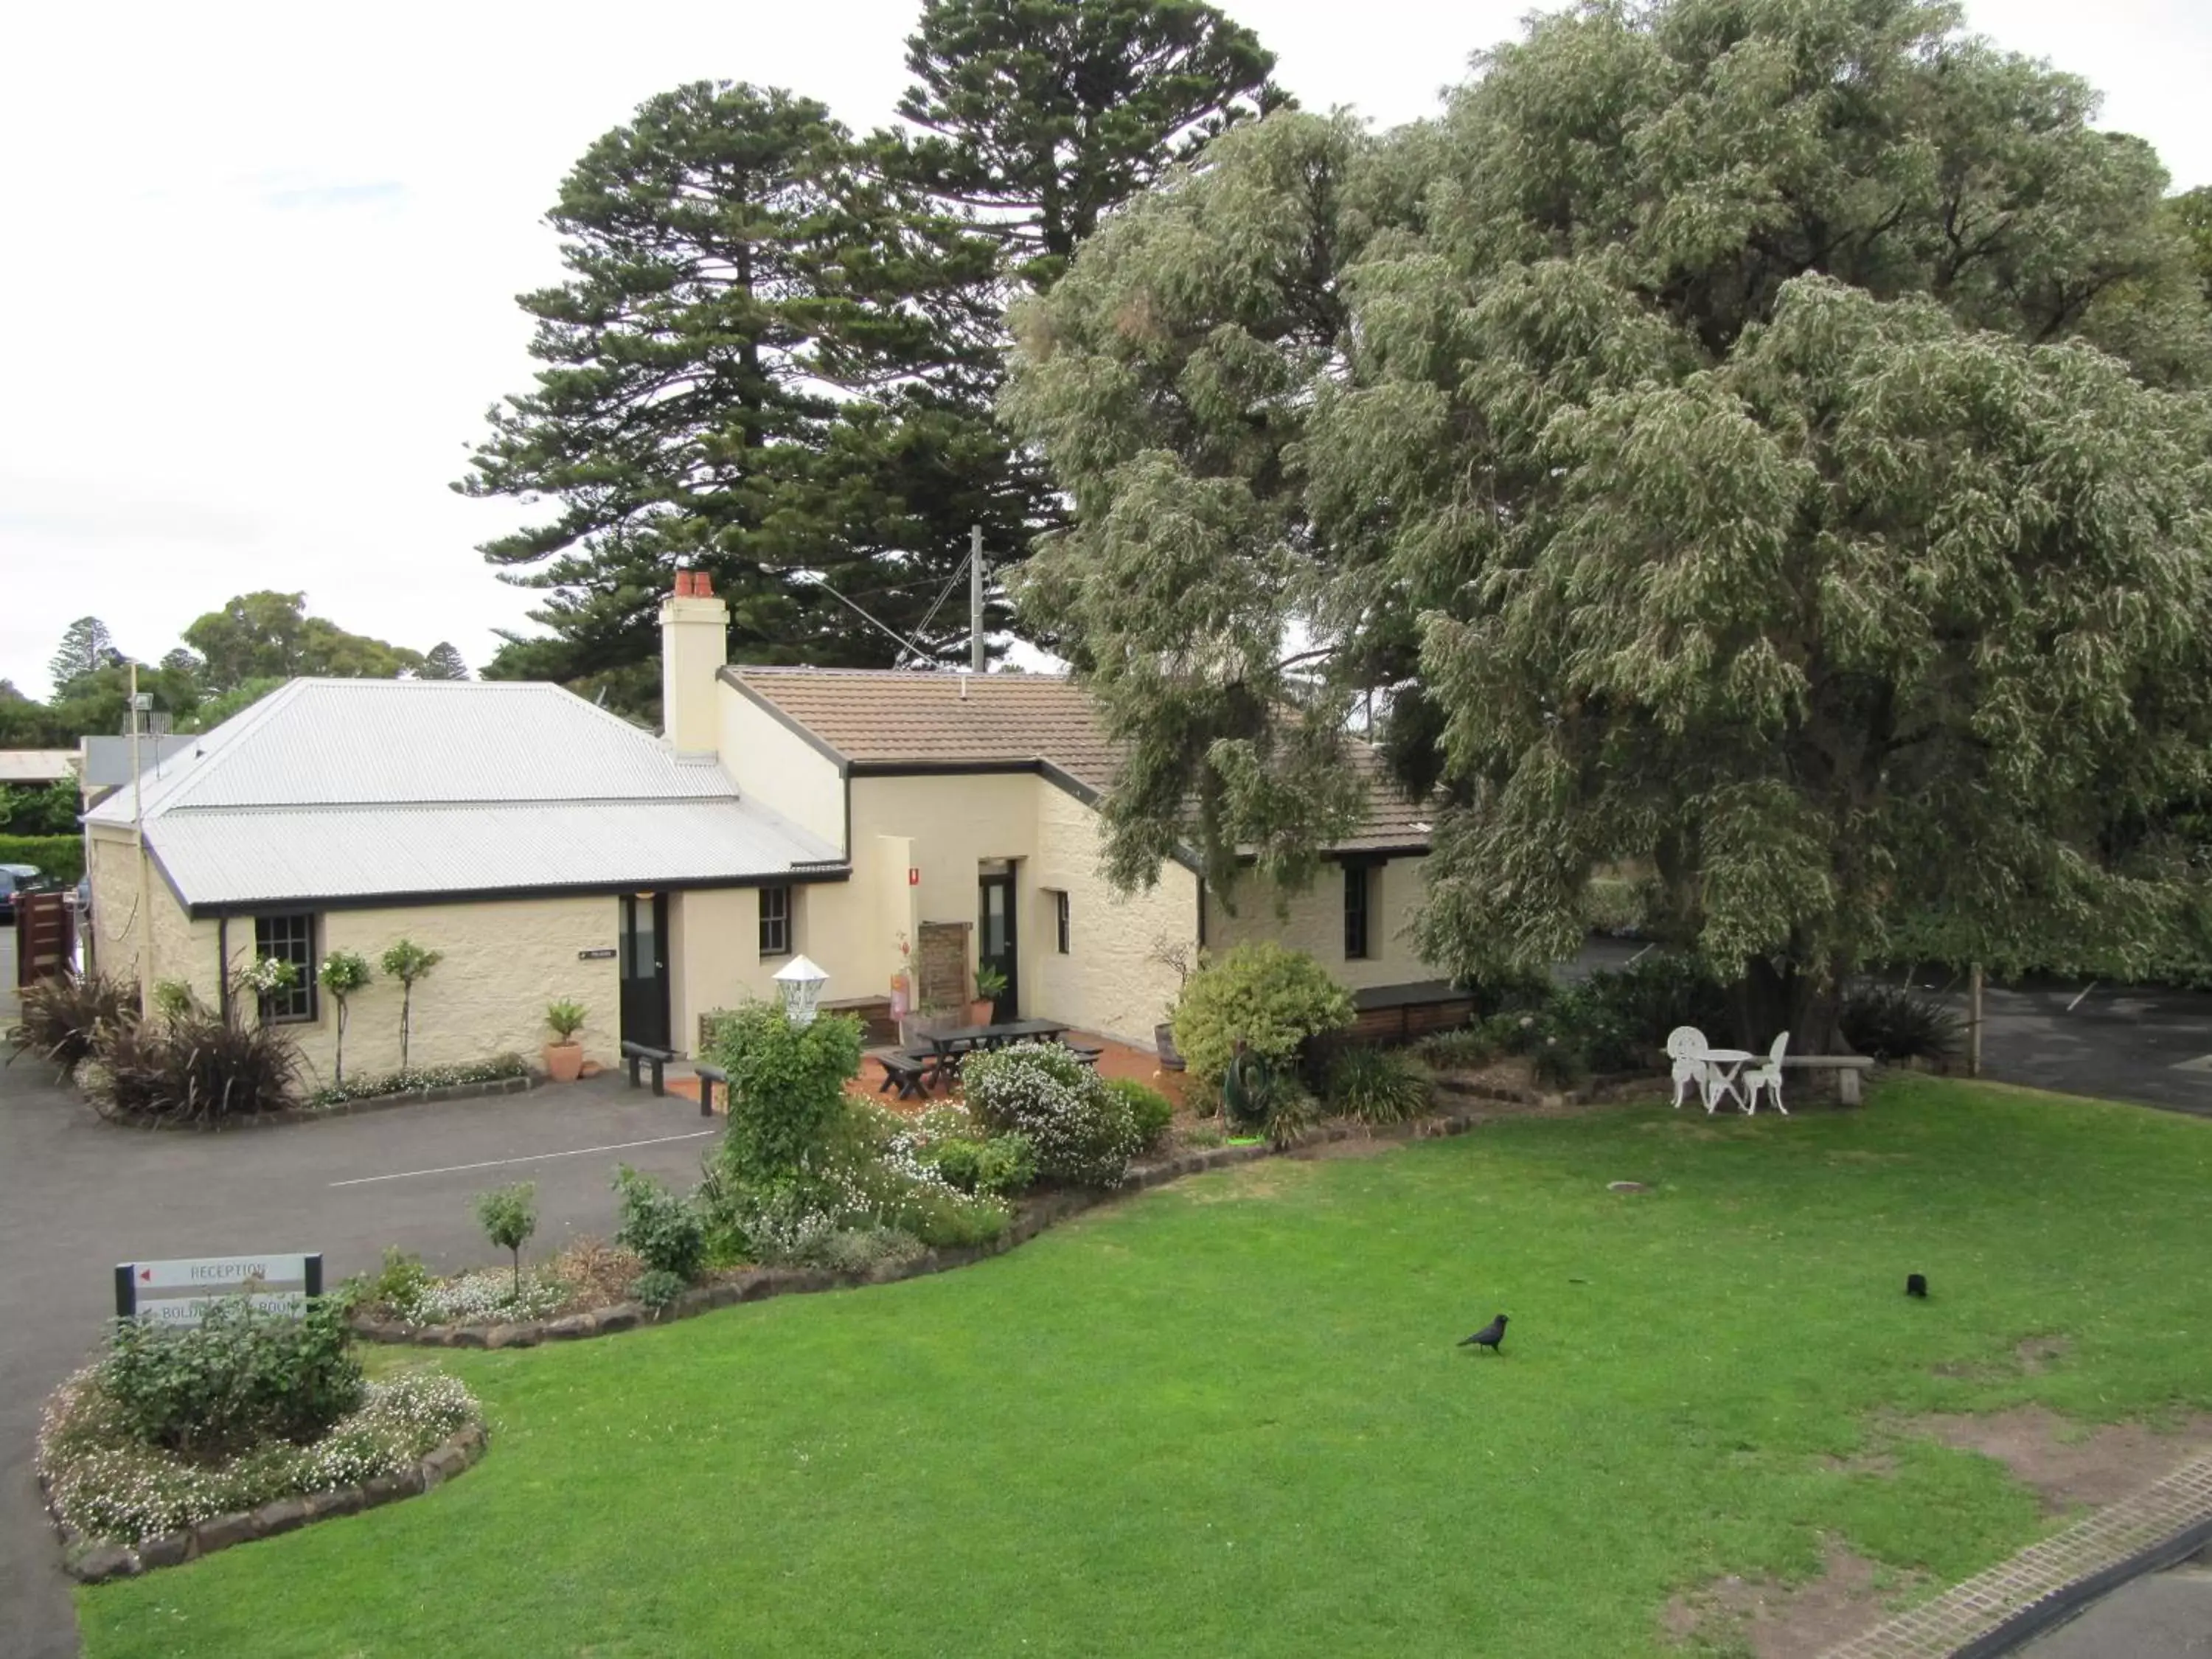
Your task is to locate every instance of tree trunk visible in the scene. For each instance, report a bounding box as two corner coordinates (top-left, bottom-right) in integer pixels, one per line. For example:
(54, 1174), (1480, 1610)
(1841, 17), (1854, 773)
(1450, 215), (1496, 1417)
(1731, 951), (1848, 1055)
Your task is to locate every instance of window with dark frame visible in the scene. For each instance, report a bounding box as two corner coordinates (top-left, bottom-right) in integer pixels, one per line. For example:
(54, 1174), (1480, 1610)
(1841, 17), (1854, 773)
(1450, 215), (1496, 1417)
(1343, 863), (1371, 961)
(1052, 889), (1071, 955)
(759, 885), (793, 958)
(253, 912), (318, 1022)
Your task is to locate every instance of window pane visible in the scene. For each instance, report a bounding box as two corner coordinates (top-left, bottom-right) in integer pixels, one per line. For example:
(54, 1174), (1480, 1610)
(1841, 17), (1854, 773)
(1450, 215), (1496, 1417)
(759, 886), (790, 957)
(253, 912), (316, 1021)
(1343, 866), (1369, 960)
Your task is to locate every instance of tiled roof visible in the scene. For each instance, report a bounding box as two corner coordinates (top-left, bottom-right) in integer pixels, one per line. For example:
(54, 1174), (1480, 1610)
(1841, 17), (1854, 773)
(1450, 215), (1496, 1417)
(88, 679), (843, 911)
(728, 667), (1433, 855)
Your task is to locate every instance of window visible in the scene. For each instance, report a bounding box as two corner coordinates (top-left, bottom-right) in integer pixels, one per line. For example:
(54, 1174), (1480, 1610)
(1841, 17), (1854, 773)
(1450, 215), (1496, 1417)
(253, 912), (317, 1022)
(1051, 889), (1071, 955)
(1343, 863), (1371, 961)
(759, 885), (793, 958)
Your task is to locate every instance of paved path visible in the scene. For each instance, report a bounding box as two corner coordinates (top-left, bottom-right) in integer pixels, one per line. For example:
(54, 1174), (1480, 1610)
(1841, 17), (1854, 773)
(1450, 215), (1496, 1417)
(0, 937), (720, 1657)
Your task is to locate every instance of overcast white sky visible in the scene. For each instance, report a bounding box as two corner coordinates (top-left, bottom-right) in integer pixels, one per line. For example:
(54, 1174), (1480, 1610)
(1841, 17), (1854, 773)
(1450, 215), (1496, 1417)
(2, 1), (2206, 699)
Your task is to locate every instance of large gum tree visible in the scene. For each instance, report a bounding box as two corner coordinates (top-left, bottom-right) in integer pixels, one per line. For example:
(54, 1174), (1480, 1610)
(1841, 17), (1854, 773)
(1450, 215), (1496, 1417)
(1002, 0), (2212, 1045)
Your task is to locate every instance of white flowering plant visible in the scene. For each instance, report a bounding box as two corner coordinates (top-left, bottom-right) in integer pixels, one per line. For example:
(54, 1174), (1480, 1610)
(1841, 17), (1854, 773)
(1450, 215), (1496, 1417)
(240, 956), (298, 995)
(960, 1043), (1141, 1189)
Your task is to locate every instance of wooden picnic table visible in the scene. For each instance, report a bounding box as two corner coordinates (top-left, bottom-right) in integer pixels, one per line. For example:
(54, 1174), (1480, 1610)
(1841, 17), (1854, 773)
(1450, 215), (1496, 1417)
(921, 1018), (1071, 1061)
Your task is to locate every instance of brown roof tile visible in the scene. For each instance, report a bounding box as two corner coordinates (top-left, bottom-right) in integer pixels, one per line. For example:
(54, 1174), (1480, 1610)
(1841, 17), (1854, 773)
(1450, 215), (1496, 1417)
(728, 667), (1432, 854)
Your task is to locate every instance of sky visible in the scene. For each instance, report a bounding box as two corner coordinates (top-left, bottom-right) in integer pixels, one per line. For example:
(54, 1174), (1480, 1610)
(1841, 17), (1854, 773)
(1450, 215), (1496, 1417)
(3, 0), (2208, 700)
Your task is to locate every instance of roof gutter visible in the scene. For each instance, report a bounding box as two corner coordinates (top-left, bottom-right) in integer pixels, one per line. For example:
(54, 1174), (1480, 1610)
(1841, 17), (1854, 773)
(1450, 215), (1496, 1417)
(184, 864), (852, 922)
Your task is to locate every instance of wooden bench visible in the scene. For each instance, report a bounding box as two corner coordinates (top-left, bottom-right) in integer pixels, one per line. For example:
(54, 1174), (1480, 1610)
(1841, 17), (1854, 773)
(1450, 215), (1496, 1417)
(1062, 1041), (1104, 1068)
(692, 1061), (728, 1118)
(1781, 1054), (1876, 1107)
(622, 1040), (676, 1097)
(868, 1047), (935, 1101)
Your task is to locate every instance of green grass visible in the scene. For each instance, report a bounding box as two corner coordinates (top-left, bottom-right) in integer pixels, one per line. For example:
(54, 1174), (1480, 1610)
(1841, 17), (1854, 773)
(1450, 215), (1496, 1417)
(79, 1079), (2212, 1657)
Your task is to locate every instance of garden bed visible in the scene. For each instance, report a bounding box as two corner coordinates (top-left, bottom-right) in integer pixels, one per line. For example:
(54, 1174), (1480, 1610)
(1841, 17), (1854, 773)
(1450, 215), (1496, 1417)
(99, 1068), (540, 1132)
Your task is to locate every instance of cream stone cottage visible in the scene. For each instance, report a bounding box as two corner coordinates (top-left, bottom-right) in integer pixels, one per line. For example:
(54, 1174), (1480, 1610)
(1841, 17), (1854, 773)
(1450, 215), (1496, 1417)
(85, 577), (1456, 1080)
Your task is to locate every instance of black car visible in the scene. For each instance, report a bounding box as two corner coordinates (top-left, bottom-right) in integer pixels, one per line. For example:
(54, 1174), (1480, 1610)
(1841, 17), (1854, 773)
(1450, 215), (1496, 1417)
(0, 863), (53, 923)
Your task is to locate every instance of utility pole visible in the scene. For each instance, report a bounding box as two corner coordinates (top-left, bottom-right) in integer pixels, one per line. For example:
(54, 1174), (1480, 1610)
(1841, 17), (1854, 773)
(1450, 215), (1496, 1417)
(129, 663), (153, 1013)
(970, 524), (986, 674)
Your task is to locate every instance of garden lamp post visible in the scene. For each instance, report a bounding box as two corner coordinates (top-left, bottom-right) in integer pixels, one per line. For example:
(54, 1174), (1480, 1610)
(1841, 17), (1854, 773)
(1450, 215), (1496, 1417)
(773, 955), (829, 1028)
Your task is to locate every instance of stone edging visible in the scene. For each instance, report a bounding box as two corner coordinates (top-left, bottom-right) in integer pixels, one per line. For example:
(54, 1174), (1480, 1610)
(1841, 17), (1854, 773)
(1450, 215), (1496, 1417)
(96, 1072), (538, 1132)
(356, 1111), (1500, 1351)
(1821, 1449), (2212, 1659)
(50, 1422), (489, 1584)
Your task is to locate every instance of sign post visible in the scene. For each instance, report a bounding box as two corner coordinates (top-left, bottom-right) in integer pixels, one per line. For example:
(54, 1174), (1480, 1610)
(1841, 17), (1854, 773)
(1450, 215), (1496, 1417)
(114, 1253), (323, 1326)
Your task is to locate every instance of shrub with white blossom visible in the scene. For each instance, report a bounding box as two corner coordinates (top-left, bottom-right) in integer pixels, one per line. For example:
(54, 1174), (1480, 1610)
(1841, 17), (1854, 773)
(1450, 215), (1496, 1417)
(960, 1043), (1141, 1189)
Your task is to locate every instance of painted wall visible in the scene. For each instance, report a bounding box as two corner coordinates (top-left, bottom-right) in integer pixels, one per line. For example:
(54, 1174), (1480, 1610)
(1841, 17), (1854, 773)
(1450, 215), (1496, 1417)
(661, 592), (729, 754)
(718, 692), (845, 852)
(1208, 855), (1437, 993)
(86, 826), (221, 1007)
(849, 772), (1037, 1007)
(670, 884), (768, 1056)
(1031, 782), (1199, 1045)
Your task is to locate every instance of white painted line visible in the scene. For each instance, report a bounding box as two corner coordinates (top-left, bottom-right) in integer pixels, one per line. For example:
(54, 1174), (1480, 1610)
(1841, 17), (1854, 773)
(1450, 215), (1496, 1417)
(328, 1130), (718, 1188)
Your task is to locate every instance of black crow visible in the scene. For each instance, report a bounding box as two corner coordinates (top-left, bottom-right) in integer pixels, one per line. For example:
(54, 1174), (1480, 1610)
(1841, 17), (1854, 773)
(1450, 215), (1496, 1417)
(1458, 1314), (1509, 1354)
(1906, 1273), (1928, 1298)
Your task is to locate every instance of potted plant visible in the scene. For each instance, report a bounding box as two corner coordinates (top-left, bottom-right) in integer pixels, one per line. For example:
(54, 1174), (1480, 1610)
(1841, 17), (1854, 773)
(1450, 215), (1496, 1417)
(543, 1000), (587, 1082)
(970, 963), (1007, 1026)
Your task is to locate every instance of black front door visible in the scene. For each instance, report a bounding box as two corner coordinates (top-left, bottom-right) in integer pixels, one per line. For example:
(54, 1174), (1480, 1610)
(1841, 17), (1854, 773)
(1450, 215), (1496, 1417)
(619, 893), (670, 1051)
(978, 872), (1018, 1021)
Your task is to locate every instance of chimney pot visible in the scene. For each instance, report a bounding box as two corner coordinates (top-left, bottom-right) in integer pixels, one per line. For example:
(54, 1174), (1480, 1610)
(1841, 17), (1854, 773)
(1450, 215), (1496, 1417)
(675, 570), (695, 598)
(692, 571), (714, 597)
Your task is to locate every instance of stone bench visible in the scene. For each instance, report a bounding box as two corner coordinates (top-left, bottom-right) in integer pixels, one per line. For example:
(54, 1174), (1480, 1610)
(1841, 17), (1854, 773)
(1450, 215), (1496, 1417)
(1781, 1053), (1875, 1106)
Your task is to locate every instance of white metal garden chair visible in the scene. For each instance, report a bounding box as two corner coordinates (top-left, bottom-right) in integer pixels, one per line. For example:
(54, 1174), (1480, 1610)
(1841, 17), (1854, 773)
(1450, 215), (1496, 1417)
(1665, 1026), (1709, 1110)
(1741, 1031), (1791, 1116)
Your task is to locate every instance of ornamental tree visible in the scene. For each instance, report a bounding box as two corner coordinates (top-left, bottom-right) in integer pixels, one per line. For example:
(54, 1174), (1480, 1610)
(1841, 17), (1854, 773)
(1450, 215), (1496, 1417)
(378, 940), (442, 1074)
(1002, 0), (2212, 1047)
(316, 951), (373, 1085)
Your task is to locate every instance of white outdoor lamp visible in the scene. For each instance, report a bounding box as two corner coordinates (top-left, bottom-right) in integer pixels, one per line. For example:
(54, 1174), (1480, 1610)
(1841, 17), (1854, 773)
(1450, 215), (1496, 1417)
(773, 954), (830, 1027)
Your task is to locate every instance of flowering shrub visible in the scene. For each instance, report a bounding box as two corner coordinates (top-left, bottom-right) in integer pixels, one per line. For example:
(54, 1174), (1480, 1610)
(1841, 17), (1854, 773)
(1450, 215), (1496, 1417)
(38, 1367), (479, 1548)
(961, 1043), (1141, 1189)
(409, 1270), (568, 1326)
(304, 1053), (529, 1109)
(886, 1102), (1037, 1195)
(240, 956), (299, 997)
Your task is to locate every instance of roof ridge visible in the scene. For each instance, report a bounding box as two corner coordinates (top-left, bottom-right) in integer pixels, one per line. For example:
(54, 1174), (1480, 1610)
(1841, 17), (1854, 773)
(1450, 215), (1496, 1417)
(131, 678), (313, 819)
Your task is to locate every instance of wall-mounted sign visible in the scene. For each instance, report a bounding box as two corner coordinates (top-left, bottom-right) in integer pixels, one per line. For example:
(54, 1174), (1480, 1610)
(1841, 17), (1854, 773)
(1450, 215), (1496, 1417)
(115, 1253), (324, 1326)
(578, 947), (617, 960)
(908, 868), (920, 886)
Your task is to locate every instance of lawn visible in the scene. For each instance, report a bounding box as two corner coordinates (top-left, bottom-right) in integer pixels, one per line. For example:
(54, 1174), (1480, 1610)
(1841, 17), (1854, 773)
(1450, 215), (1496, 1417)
(77, 1079), (2212, 1657)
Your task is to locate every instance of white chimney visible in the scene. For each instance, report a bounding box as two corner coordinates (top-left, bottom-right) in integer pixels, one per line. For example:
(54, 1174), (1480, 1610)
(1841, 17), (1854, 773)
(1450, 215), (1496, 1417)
(659, 570), (728, 754)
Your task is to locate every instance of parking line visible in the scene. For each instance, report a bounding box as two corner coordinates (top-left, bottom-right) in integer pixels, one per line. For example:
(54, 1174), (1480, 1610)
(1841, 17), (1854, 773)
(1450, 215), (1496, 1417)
(328, 1130), (719, 1188)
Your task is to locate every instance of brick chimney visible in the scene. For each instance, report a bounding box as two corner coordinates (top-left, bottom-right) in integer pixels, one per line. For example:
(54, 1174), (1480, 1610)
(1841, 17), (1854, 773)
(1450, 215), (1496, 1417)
(659, 568), (728, 754)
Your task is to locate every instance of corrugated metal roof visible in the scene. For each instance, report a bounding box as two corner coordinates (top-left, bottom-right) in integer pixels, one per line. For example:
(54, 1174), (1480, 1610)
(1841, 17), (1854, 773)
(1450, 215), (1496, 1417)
(86, 678), (844, 910)
(150, 800), (841, 909)
(731, 667), (1434, 854)
(0, 750), (79, 784)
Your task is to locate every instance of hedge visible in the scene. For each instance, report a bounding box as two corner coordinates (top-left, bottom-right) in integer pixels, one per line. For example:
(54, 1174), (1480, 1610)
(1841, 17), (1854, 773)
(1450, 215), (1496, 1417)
(0, 835), (83, 884)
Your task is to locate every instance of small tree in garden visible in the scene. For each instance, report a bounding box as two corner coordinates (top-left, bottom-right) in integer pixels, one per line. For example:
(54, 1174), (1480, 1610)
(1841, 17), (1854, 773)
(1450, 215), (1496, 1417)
(704, 1001), (863, 1183)
(1171, 943), (1354, 1091)
(474, 1183), (538, 1292)
(316, 951), (373, 1085)
(378, 939), (441, 1074)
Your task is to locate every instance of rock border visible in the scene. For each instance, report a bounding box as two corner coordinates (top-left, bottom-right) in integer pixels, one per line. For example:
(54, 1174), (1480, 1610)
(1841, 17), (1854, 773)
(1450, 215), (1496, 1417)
(49, 1422), (489, 1584)
(92, 1071), (538, 1133)
(355, 1110), (1512, 1351)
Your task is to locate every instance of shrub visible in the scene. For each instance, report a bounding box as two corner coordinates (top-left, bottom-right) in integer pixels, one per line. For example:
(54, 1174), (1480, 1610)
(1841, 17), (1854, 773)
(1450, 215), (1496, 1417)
(1414, 1026), (1498, 1071)
(1585, 874), (1650, 936)
(1327, 1046), (1433, 1124)
(0, 832), (83, 883)
(39, 1367), (477, 1548)
(344, 1248), (435, 1321)
(705, 1000), (863, 1183)
(633, 1269), (687, 1315)
(1553, 956), (1731, 1072)
(1840, 984), (1964, 1062)
(1531, 1034), (1589, 1089)
(961, 1043), (1141, 1188)
(302, 1053), (528, 1109)
(1259, 1079), (1322, 1149)
(151, 978), (198, 1023)
(99, 1297), (365, 1460)
(9, 971), (137, 1077)
(1171, 943), (1355, 1088)
(86, 1005), (301, 1126)
(1104, 1077), (1175, 1149)
(923, 1134), (1037, 1197)
(474, 1183), (538, 1291)
(613, 1166), (707, 1282)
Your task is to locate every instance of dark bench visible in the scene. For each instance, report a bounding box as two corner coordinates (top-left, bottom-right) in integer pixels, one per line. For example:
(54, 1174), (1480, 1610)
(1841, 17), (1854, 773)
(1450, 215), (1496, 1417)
(1062, 1040), (1104, 1068)
(622, 1040), (676, 1097)
(693, 1061), (728, 1118)
(868, 1047), (935, 1101)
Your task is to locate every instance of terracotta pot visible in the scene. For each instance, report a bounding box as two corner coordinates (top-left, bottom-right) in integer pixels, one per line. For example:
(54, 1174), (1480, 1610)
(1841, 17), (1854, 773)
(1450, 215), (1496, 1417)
(543, 1040), (585, 1082)
(968, 998), (995, 1026)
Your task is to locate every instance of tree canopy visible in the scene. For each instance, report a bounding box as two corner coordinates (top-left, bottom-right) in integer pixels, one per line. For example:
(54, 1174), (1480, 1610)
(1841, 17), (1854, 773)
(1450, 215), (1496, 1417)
(419, 642), (470, 681)
(895, 0), (1285, 288)
(48, 618), (116, 694)
(182, 592), (425, 692)
(1002, 0), (2212, 1040)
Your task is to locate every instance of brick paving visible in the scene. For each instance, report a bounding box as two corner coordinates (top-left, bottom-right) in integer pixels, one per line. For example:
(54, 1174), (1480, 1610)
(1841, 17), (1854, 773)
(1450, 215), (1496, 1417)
(1823, 1451), (2212, 1658)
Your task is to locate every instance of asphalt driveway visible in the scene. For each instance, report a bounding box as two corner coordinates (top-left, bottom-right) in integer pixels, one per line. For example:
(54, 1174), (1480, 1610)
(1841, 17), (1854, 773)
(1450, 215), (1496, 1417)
(0, 942), (722, 1657)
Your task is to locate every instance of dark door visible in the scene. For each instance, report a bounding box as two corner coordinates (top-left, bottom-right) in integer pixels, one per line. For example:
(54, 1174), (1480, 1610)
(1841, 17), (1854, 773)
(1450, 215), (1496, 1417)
(619, 894), (671, 1051)
(978, 872), (1018, 1021)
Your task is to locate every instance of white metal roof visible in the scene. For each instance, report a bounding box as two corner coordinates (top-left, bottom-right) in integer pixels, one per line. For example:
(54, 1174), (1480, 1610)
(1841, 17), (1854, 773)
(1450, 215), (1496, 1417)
(0, 750), (78, 784)
(86, 679), (844, 911)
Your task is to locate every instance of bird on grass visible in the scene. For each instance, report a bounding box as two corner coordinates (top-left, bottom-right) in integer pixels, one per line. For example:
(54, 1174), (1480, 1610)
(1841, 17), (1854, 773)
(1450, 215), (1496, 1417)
(1458, 1314), (1509, 1354)
(1907, 1273), (1929, 1298)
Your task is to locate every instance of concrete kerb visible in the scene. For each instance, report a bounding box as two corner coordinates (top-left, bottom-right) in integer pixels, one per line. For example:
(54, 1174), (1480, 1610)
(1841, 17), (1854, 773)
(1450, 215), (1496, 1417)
(82, 1071), (540, 1133)
(354, 1106), (1508, 1352)
(48, 1421), (489, 1585)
